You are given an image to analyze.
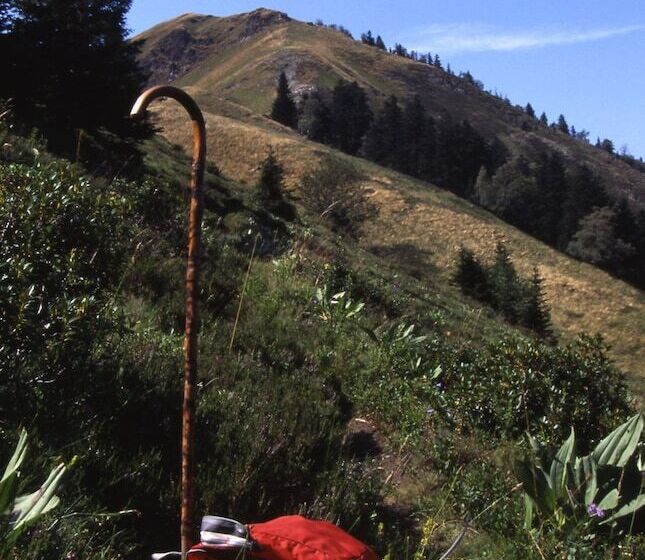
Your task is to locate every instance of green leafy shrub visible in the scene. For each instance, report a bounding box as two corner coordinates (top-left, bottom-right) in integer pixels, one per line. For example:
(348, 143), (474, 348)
(444, 335), (631, 448)
(300, 157), (377, 238)
(0, 430), (66, 548)
(516, 414), (644, 551)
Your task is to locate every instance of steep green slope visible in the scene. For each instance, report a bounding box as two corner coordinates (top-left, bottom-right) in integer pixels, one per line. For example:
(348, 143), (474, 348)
(144, 88), (644, 395)
(133, 9), (645, 392)
(1, 127), (639, 559)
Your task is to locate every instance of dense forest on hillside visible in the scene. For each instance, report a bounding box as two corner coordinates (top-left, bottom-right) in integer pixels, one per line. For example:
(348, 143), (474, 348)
(273, 74), (645, 289)
(0, 3), (643, 560)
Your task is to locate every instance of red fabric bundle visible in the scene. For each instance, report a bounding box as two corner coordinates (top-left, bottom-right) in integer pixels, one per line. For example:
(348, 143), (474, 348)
(189, 515), (378, 560)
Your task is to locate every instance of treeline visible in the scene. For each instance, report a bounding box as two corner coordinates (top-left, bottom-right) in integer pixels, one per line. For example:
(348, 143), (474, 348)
(310, 18), (353, 39)
(476, 155), (645, 287)
(454, 244), (553, 339)
(330, 23), (644, 172)
(521, 104), (644, 173)
(272, 73), (644, 289)
(273, 73), (496, 198)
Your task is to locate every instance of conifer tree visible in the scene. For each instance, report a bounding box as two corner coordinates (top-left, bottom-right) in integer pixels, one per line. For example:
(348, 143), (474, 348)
(436, 118), (489, 197)
(330, 80), (372, 155)
(539, 112), (548, 126)
(0, 0), (10, 66)
(557, 165), (608, 248)
(533, 151), (567, 244)
(557, 114), (569, 134)
(399, 95), (428, 175)
(375, 35), (386, 50)
(523, 267), (553, 339)
(434, 54), (442, 68)
(525, 103), (536, 118)
(360, 30), (375, 46)
(489, 242), (522, 323)
(0, 0), (10, 31)
(394, 43), (407, 57)
(298, 91), (332, 144)
(271, 71), (298, 129)
(362, 95), (400, 167)
(453, 247), (490, 302)
(4, 0), (148, 154)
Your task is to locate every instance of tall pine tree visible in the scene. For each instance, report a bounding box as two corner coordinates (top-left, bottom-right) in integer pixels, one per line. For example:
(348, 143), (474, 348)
(298, 90), (332, 144)
(4, 0), (148, 154)
(523, 267), (553, 339)
(362, 95), (400, 167)
(0, 0), (10, 31)
(489, 242), (523, 323)
(330, 81), (372, 155)
(453, 246), (490, 303)
(399, 95), (428, 176)
(533, 151), (567, 244)
(360, 30), (375, 46)
(271, 71), (298, 129)
(557, 114), (570, 134)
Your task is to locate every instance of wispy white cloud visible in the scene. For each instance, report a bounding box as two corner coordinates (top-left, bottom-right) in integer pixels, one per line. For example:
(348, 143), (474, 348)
(404, 23), (645, 54)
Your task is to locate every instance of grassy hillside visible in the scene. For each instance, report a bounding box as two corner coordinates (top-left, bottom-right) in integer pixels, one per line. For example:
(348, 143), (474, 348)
(134, 9), (644, 393)
(2, 7), (643, 560)
(1, 123), (640, 559)
(145, 87), (645, 395)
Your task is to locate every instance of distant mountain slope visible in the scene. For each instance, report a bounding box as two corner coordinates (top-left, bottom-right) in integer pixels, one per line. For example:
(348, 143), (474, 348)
(134, 9), (644, 390)
(135, 9), (645, 204)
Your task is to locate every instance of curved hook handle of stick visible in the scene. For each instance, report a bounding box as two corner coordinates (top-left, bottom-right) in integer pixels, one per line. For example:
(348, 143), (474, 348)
(131, 86), (206, 558)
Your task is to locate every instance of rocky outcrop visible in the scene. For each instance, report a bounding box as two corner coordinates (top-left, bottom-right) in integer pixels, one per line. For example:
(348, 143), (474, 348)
(140, 26), (214, 85)
(241, 8), (290, 40)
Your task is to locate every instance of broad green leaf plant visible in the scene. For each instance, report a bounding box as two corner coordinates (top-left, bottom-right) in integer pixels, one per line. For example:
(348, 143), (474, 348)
(515, 413), (643, 539)
(1, 429), (66, 545)
(314, 285), (365, 326)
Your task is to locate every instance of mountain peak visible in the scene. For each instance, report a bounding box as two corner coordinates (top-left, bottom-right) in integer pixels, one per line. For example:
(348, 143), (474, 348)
(246, 7), (291, 20)
(240, 7), (291, 30)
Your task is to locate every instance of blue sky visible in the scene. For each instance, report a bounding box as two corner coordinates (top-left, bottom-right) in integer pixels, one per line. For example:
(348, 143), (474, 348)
(128, 1), (645, 159)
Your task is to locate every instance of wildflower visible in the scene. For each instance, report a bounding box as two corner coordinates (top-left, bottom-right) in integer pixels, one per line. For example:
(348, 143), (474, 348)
(587, 503), (605, 518)
(426, 407), (434, 416)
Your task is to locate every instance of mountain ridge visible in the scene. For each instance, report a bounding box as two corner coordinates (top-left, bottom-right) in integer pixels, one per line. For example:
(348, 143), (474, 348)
(135, 9), (644, 204)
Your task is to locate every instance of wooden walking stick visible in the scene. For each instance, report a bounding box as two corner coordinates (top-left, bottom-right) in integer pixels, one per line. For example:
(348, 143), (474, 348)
(131, 86), (206, 558)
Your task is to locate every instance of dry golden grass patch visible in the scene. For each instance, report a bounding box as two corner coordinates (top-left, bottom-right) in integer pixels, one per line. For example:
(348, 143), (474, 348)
(150, 99), (326, 189)
(361, 177), (644, 386)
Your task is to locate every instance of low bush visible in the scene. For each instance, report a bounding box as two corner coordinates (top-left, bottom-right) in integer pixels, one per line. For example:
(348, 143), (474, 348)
(300, 157), (377, 239)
